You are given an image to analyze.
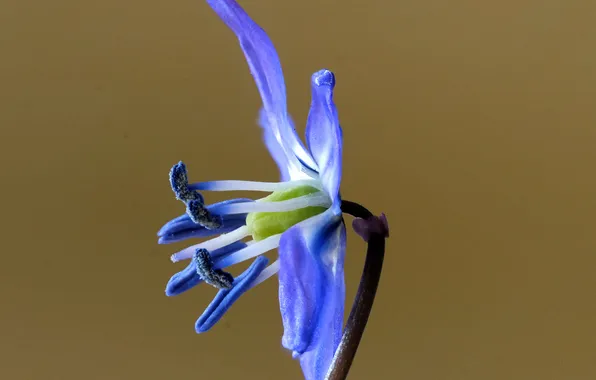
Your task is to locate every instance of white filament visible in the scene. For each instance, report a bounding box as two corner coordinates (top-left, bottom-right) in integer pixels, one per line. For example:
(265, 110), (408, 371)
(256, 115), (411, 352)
(170, 225), (250, 262)
(215, 234), (282, 269)
(250, 259), (280, 287)
(212, 193), (331, 215)
(191, 179), (323, 192)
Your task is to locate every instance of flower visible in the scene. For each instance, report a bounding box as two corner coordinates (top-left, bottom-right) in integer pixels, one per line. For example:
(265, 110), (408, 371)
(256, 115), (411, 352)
(157, 1), (345, 378)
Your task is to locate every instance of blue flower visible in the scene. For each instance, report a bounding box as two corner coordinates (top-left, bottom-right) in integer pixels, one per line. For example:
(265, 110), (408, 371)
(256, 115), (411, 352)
(158, 1), (345, 378)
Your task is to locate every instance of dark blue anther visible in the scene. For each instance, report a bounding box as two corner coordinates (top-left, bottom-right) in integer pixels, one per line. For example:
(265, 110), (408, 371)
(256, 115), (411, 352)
(169, 161), (222, 230)
(194, 248), (234, 290)
(187, 199), (222, 230)
(169, 161), (204, 203)
(165, 241), (246, 297)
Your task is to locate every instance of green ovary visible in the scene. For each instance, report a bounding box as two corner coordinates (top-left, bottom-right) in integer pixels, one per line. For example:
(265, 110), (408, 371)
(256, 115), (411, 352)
(246, 186), (327, 241)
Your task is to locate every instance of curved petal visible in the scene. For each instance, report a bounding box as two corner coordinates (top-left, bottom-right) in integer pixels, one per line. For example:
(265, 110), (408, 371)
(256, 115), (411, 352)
(278, 210), (346, 380)
(305, 70), (343, 209)
(206, 0), (317, 177)
(165, 241), (247, 296)
(195, 255), (269, 333)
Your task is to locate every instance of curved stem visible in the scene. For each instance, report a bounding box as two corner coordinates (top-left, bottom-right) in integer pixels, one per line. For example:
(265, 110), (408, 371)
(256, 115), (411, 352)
(325, 200), (387, 380)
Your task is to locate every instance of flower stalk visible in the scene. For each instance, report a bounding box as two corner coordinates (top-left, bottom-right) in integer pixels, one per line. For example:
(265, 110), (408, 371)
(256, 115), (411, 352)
(325, 201), (388, 380)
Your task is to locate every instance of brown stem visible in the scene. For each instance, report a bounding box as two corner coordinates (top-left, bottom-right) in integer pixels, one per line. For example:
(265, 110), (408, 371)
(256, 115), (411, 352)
(325, 201), (387, 380)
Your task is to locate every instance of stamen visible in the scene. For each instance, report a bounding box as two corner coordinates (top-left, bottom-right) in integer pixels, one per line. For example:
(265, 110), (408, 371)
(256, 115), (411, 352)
(170, 225), (250, 262)
(186, 199), (222, 229)
(169, 161), (203, 203)
(194, 249), (234, 289)
(215, 233), (281, 269)
(209, 193), (331, 215)
(189, 179), (323, 193)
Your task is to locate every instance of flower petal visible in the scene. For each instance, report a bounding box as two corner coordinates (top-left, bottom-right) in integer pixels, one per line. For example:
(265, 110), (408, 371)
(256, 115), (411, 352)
(278, 210), (346, 380)
(165, 241), (247, 296)
(158, 217), (247, 244)
(157, 198), (252, 243)
(305, 70), (343, 208)
(259, 108), (291, 181)
(206, 0), (317, 177)
(195, 255), (269, 333)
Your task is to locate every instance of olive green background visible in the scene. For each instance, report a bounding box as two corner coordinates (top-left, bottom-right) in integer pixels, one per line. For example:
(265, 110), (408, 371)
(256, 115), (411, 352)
(1, 0), (595, 379)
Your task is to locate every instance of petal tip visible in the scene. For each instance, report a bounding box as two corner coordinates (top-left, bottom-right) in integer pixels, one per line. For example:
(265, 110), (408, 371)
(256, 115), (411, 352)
(164, 286), (177, 297)
(165, 263), (203, 297)
(312, 69), (335, 88)
(165, 276), (181, 296)
(195, 323), (210, 334)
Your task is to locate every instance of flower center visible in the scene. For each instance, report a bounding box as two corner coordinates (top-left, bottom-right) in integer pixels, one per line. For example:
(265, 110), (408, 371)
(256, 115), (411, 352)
(246, 185), (327, 241)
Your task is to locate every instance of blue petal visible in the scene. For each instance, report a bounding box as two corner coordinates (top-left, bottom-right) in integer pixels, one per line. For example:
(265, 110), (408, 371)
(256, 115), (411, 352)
(305, 70), (343, 209)
(195, 255), (269, 333)
(158, 216), (247, 244)
(278, 210), (346, 380)
(206, 0), (317, 176)
(259, 108), (291, 181)
(157, 198), (252, 243)
(165, 241), (247, 296)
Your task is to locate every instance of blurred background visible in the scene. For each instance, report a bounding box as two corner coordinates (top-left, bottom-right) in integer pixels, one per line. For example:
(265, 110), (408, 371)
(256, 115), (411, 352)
(1, 0), (595, 379)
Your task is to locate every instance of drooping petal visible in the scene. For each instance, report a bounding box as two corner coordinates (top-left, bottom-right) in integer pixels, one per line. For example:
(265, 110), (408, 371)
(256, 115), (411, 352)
(205, 0), (317, 177)
(305, 70), (343, 209)
(165, 241), (247, 296)
(278, 210), (346, 380)
(195, 255), (269, 333)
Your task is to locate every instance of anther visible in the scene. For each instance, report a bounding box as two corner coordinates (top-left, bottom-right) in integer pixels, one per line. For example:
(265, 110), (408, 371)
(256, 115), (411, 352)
(170, 161), (203, 203)
(194, 249), (234, 289)
(187, 199), (223, 230)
